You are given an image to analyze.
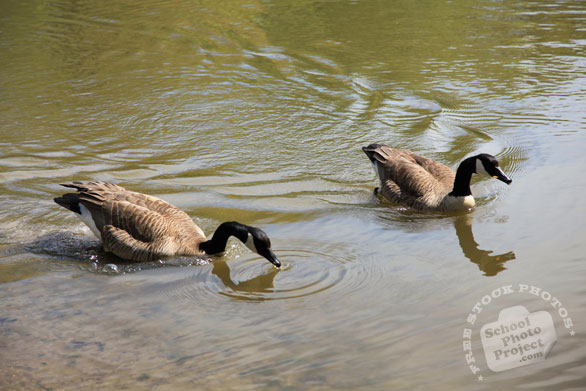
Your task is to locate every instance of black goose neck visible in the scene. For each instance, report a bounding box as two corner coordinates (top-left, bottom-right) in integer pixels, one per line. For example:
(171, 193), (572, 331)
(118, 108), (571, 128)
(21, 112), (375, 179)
(200, 222), (248, 255)
(449, 156), (476, 197)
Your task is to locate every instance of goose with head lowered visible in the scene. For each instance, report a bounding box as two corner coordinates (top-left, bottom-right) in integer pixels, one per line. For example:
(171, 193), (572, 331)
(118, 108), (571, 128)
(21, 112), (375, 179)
(54, 181), (280, 266)
(362, 144), (512, 211)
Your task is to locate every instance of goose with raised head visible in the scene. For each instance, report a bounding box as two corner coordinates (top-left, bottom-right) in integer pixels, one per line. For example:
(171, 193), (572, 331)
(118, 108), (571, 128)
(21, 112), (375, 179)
(54, 181), (280, 266)
(362, 144), (512, 211)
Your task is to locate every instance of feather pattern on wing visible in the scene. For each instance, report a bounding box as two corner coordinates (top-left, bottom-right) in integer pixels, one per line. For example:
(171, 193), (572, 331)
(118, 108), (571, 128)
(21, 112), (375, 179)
(59, 181), (206, 261)
(364, 145), (457, 210)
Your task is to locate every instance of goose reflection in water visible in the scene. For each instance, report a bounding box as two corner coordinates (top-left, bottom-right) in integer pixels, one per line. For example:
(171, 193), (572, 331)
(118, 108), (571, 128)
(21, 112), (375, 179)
(454, 215), (515, 276)
(211, 259), (280, 299)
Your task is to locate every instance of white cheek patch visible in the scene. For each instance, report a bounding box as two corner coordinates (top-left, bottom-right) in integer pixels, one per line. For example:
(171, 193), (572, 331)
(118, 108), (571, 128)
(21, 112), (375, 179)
(476, 159), (489, 176)
(244, 233), (258, 254)
(79, 204), (102, 240)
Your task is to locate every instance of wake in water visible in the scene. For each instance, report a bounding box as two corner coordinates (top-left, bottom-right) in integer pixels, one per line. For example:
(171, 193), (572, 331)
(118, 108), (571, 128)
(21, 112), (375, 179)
(1, 230), (211, 274)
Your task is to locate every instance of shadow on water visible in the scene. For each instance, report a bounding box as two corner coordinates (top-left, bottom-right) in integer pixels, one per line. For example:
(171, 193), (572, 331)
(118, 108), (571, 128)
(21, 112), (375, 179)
(14, 231), (212, 274)
(211, 259), (280, 300)
(0, 231), (103, 282)
(163, 246), (372, 303)
(21, 231), (101, 261)
(206, 248), (355, 302)
(372, 199), (515, 276)
(453, 214), (515, 276)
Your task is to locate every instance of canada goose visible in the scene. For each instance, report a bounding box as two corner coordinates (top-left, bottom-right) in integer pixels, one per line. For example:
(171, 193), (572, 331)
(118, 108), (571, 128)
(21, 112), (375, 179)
(54, 182), (280, 266)
(362, 144), (512, 211)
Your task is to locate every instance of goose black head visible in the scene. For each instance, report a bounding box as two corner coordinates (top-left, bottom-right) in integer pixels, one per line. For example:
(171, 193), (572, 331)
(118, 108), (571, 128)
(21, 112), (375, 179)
(475, 154), (512, 185)
(202, 222), (281, 267)
(242, 226), (281, 268)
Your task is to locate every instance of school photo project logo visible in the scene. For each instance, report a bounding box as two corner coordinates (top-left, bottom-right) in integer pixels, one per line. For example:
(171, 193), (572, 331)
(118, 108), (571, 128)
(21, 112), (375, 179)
(462, 284), (576, 381)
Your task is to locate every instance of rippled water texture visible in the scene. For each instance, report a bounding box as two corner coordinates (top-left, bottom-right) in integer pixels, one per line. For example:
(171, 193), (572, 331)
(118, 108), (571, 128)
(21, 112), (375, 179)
(1, 0), (585, 390)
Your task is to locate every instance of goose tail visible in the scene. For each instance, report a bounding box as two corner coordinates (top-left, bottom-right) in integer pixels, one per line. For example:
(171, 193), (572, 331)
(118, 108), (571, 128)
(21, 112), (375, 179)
(54, 193), (81, 214)
(362, 144), (384, 163)
(362, 143), (396, 162)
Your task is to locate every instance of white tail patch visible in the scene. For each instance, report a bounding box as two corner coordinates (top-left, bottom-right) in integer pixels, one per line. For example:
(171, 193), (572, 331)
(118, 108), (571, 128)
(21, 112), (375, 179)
(371, 160), (381, 182)
(79, 204), (102, 240)
(476, 159), (489, 176)
(244, 233), (258, 254)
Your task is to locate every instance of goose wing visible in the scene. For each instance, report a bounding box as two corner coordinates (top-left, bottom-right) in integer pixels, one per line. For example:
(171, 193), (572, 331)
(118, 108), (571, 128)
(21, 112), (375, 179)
(100, 202), (173, 262)
(59, 182), (206, 260)
(402, 150), (455, 194)
(365, 145), (455, 203)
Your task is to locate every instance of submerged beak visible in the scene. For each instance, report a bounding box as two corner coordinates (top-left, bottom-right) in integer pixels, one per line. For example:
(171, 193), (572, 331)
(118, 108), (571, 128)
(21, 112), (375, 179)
(493, 168), (512, 185)
(262, 248), (281, 268)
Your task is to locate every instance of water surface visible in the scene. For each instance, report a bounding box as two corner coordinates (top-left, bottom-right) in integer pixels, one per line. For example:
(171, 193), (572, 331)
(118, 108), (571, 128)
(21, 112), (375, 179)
(1, 0), (585, 390)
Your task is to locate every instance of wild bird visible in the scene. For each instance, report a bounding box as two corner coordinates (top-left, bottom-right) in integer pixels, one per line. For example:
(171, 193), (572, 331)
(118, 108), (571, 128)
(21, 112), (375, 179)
(362, 144), (512, 211)
(54, 182), (280, 266)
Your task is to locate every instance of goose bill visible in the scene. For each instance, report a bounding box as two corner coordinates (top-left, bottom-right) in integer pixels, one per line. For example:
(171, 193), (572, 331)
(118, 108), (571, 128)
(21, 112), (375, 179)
(261, 248), (281, 268)
(493, 168), (512, 185)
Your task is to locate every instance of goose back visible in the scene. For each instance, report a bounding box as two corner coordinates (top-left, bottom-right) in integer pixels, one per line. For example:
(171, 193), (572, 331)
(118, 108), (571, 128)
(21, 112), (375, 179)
(364, 145), (456, 210)
(57, 182), (206, 261)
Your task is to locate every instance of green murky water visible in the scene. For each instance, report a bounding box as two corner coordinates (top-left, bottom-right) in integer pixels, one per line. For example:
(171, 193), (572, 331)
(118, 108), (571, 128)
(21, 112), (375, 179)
(1, 0), (585, 389)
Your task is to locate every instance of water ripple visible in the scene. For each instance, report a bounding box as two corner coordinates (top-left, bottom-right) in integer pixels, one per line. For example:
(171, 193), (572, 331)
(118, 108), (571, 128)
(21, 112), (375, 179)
(165, 248), (382, 303)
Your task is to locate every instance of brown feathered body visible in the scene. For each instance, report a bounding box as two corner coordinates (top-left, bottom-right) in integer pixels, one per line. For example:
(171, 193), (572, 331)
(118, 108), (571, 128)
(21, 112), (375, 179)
(363, 145), (475, 211)
(55, 182), (206, 262)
